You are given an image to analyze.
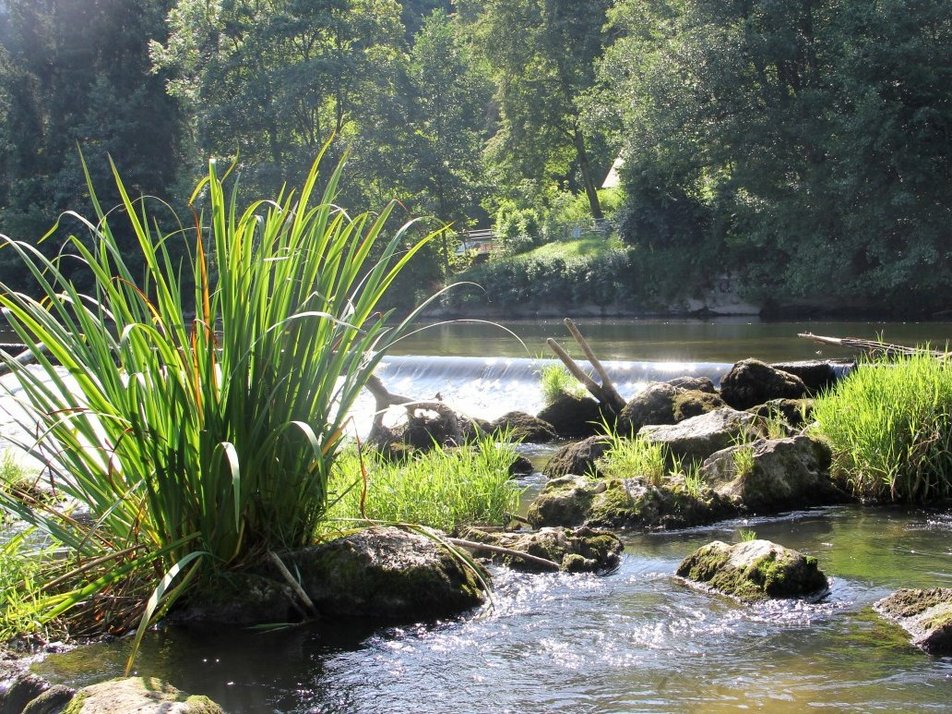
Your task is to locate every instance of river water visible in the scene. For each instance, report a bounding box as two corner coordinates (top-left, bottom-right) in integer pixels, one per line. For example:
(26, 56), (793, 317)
(20, 318), (952, 711)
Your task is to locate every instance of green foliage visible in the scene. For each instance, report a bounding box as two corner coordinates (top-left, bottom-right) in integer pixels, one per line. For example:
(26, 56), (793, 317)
(681, 463), (705, 499)
(598, 432), (672, 488)
(732, 446), (756, 479)
(0, 530), (50, 641)
(737, 528), (758, 543)
(324, 438), (521, 535)
(539, 364), (585, 405)
(0, 153), (435, 639)
(812, 354), (952, 502)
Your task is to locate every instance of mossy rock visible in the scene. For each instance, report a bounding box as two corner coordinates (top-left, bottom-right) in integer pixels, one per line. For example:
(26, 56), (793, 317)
(62, 677), (223, 713)
(462, 526), (623, 573)
(543, 435), (611, 478)
(537, 393), (606, 438)
(677, 539), (829, 602)
(667, 376), (717, 394)
(747, 398), (814, 430)
(720, 359), (808, 410)
(616, 382), (681, 435)
(672, 389), (725, 421)
(526, 475), (599, 527)
(489, 411), (558, 443)
(875, 588), (952, 655)
(587, 478), (735, 531)
(639, 408), (760, 466)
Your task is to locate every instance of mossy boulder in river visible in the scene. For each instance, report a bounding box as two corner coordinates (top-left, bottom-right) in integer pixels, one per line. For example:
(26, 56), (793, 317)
(62, 677), (223, 713)
(677, 539), (829, 602)
(543, 435), (611, 478)
(526, 475), (734, 531)
(536, 393), (605, 438)
(720, 359), (809, 410)
(701, 435), (844, 514)
(489, 411), (558, 443)
(638, 408), (760, 466)
(461, 526), (623, 573)
(616, 382), (681, 434)
(875, 588), (952, 655)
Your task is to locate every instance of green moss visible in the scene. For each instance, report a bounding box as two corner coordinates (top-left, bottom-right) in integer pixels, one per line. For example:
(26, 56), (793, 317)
(62, 691), (88, 714)
(672, 390), (724, 421)
(184, 694), (225, 713)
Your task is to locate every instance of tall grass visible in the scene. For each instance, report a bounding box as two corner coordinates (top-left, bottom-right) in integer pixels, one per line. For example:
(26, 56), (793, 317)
(324, 438), (520, 535)
(0, 150), (438, 638)
(812, 353), (952, 501)
(539, 363), (585, 405)
(597, 432), (672, 488)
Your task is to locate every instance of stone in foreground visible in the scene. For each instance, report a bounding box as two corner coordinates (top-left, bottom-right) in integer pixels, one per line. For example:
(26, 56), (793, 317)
(875, 588), (952, 655)
(677, 539), (828, 602)
(461, 526), (623, 573)
(63, 677), (222, 713)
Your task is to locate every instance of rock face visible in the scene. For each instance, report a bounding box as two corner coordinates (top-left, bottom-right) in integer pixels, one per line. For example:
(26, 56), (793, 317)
(616, 382), (681, 434)
(526, 475), (734, 531)
(287, 526), (487, 620)
(544, 435), (611, 478)
(461, 526), (623, 573)
(537, 394), (604, 438)
(677, 540), (829, 602)
(63, 677), (222, 714)
(701, 435), (841, 514)
(489, 411), (557, 443)
(875, 588), (952, 655)
(638, 408), (760, 466)
(720, 359), (809, 410)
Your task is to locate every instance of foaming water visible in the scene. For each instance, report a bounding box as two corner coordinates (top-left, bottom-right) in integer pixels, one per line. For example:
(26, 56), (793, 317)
(36, 506), (952, 713)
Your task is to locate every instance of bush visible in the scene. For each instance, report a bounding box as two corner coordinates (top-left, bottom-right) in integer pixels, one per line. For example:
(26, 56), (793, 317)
(812, 354), (952, 502)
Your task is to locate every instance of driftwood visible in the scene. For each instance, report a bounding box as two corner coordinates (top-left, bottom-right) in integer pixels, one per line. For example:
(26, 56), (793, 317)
(798, 333), (949, 359)
(546, 318), (626, 412)
(446, 537), (561, 571)
(364, 373), (466, 447)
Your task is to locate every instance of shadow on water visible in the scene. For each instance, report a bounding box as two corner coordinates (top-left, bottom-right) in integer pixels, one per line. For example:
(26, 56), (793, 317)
(34, 506), (952, 713)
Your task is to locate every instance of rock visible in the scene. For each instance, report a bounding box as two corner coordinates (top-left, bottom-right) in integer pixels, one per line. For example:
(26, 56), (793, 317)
(617, 382), (681, 434)
(508, 454), (534, 477)
(526, 475), (598, 527)
(747, 399), (813, 431)
(170, 572), (295, 626)
(639, 408), (760, 466)
(677, 540), (829, 602)
(286, 526), (487, 620)
(536, 393), (605, 438)
(22, 685), (75, 714)
(461, 526), (623, 573)
(543, 435), (611, 478)
(62, 677), (222, 713)
(1, 660), (51, 714)
(701, 435), (843, 514)
(667, 376), (717, 394)
(875, 588), (952, 655)
(672, 389), (725, 421)
(460, 415), (491, 442)
(770, 360), (841, 395)
(720, 359), (809, 410)
(369, 407), (466, 459)
(526, 475), (734, 531)
(489, 411), (558, 443)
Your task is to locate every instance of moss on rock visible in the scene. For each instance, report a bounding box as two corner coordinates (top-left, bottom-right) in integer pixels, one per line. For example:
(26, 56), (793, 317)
(875, 588), (952, 655)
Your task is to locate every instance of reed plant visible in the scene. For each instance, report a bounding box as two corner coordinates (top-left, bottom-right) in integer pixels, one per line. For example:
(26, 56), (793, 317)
(0, 151), (438, 643)
(324, 437), (520, 535)
(812, 353), (952, 502)
(598, 432), (672, 488)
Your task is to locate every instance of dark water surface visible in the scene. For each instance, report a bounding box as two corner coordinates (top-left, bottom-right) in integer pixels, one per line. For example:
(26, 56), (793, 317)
(36, 507), (952, 713)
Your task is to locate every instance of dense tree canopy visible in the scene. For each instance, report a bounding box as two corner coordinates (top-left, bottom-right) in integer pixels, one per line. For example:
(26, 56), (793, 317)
(0, 0), (948, 313)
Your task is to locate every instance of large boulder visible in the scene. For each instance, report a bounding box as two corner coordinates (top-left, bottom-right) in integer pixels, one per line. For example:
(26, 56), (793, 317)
(667, 376), (717, 394)
(672, 389), (726, 421)
(62, 677), (222, 713)
(720, 359), (809, 410)
(526, 475), (735, 531)
(286, 526), (487, 620)
(536, 394), (605, 438)
(770, 360), (842, 395)
(543, 435), (611, 478)
(461, 526), (623, 573)
(638, 408), (760, 466)
(616, 383), (681, 434)
(875, 588), (952, 655)
(700, 435), (843, 514)
(677, 540), (829, 602)
(489, 411), (558, 443)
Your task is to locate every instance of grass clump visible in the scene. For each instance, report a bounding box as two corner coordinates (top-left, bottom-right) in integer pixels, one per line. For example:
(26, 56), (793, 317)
(324, 438), (521, 535)
(0, 530), (53, 641)
(812, 353), (952, 502)
(0, 150), (437, 656)
(539, 364), (586, 405)
(731, 445), (756, 479)
(598, 432), (672, 488)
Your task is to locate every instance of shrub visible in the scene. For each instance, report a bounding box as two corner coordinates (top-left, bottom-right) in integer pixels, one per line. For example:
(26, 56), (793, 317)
(0, 151), (436, 648)
(812, 353), (952, 502)
(324, 437), (521, 535)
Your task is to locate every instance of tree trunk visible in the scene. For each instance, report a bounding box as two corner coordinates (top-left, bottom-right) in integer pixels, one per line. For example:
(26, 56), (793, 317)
(573, 124), (603, 220)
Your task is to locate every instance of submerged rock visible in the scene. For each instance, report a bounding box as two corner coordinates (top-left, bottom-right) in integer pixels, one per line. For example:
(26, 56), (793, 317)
(489, 411), (558, 443)
(720, 359), (809, 410)
(526, 474), (734, 531)
(875, 588), (952, 655)
(62, 677), (222, 713)
(701, 435), (843, 514)
(461, 526), (623, 573)
(638, 408), (760, 466)
(543, 435), (611, 478)
(0, 659), (62, 714)
(536, 393), (605, 438)
(677, 539), (829, 602)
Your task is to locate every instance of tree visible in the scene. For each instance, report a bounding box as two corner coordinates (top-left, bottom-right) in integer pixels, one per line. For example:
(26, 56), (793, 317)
(465, 0), (613, 219)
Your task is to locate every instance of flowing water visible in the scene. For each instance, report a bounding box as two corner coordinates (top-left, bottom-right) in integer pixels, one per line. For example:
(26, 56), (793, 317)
(19, 318), (952, 710)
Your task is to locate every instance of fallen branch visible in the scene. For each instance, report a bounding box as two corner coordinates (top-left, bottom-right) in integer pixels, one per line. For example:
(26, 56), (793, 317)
(798, 333), (948, 359)
(447, 537), (561, 571)
(546, 319), (626, 412)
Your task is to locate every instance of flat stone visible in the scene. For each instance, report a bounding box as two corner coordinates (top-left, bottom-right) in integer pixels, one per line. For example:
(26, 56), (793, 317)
(62, 677), (222, 714)
(639, 408), (759, 465)
(875, 588), (952, 655)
